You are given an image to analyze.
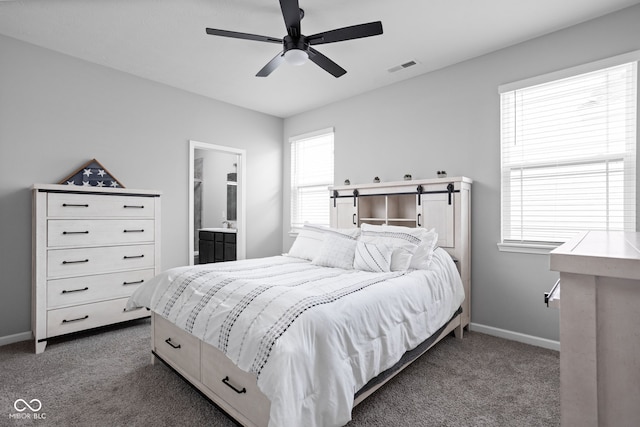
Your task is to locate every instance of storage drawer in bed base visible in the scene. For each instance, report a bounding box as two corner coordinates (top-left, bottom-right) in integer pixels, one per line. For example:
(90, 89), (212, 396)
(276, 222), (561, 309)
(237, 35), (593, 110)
(152, 350), (268, 427)
(151, 313), (270, 427)
(150, 309), (466, 427)
(151, 311), (467, 427)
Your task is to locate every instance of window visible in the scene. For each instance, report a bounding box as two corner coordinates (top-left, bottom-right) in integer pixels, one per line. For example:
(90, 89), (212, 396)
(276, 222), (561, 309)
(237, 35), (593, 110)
(499, 55), (637, 252)
(290, 128), (334, 230)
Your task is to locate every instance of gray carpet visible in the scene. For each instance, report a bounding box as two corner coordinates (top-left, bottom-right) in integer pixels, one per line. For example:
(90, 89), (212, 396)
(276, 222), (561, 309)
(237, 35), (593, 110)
(0, 319), (559, 426)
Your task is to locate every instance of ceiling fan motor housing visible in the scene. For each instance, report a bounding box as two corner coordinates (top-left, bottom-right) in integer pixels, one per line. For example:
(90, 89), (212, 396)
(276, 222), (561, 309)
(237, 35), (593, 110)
(283, 35), (309, 54)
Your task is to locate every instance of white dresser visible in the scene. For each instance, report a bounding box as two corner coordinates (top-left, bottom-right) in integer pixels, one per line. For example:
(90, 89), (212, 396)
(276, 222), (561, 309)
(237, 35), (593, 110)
(550, 231), (640, 426)
(32, 184), (161, 353)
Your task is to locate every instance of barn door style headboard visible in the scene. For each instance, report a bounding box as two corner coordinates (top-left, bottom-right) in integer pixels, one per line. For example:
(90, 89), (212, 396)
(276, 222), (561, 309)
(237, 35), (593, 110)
(329, 176), (472, 329)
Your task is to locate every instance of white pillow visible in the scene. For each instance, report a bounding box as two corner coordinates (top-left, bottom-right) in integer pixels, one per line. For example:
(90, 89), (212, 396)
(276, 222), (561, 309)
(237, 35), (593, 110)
(312, 232), (357, 269)
(287, 226), (324, 260)
(408, 228), (439, 269)
(353, 240), (393, 272)
(360, 223), (438, 271)
(288, 224), (360, 261)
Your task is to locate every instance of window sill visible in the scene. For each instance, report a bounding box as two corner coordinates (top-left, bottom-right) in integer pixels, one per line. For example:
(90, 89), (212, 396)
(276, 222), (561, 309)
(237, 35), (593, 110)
(497, 242), (560, 255)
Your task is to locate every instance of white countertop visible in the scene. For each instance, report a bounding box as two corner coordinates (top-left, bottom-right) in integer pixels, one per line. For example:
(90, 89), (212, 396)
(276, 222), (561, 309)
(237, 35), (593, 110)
(199, 227), (237, 233)
(550, 231), (640, 280)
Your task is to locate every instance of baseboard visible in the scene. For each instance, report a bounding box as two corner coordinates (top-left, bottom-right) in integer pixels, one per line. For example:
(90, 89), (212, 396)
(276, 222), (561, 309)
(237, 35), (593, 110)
(3, 325), (559, 352)
(470, 323), (560, 351)
(0, 331), (32, 347)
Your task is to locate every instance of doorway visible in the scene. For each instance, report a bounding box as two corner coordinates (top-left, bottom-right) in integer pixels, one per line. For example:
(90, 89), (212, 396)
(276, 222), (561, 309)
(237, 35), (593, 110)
(188, 140), (246, 265)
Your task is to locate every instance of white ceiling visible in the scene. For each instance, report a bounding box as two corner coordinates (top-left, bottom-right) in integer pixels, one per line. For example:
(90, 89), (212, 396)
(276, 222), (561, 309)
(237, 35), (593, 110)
(1, 0), (638, 118)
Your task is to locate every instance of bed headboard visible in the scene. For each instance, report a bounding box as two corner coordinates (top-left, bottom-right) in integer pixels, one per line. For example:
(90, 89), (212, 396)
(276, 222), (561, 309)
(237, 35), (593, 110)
(329, 176), (472, 329)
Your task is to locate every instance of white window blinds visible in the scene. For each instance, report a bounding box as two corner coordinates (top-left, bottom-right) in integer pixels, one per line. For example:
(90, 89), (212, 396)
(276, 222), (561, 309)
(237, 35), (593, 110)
(291, 129), (334, 229)
(500, 61), (637, 246)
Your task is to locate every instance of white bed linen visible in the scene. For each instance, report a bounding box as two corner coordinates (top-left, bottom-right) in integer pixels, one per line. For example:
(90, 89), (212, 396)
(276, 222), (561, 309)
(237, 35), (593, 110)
(127, 248), (464, 427)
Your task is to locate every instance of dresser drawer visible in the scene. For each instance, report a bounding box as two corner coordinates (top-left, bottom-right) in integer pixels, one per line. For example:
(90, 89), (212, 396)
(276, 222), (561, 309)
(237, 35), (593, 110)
(201, 342), (270, 426)
(154, 314), (201, 380)
(47, 297), (148, 338)
(48, 219), (155, 247)
(47, 244), (155, 278)
(47, 269), (155, 309)
(48, 193), (155, 218)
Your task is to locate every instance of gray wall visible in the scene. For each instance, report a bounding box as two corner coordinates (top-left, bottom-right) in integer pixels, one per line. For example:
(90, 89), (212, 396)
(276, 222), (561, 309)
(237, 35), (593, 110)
(0, 34), (283, 339)
(282, 4), (640, 343)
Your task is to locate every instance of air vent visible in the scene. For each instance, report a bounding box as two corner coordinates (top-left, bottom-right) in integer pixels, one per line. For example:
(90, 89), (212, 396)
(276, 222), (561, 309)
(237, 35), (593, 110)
(388, 60), (418, 73)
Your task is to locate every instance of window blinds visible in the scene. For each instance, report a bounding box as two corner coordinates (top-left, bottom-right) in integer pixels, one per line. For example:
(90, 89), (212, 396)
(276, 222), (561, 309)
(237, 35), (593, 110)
(290, 129), (334, 229)
(500, 61), (637, 245)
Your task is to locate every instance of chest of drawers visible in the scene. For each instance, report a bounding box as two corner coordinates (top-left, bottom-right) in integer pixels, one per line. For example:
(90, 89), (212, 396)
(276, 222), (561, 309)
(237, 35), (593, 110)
(32, 184), (161, 353)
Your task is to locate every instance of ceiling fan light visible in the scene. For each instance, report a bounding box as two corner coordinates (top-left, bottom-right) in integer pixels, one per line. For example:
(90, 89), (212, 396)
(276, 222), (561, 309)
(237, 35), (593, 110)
(284, 49), (308, 66)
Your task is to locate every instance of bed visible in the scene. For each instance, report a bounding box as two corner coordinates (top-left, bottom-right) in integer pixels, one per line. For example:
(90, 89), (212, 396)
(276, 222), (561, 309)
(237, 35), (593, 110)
(127, 177), (471, 427)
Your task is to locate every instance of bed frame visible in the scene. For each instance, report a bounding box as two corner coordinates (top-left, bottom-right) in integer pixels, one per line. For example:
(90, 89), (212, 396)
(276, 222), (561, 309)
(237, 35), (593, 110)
(151, 177), (471, 427)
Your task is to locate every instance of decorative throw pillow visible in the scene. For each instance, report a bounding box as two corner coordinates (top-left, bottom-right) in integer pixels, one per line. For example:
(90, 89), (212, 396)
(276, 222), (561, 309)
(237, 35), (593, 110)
(360, 223), (438, 271)
(353, 240), (393, 272)
(312, 232), (357, 269)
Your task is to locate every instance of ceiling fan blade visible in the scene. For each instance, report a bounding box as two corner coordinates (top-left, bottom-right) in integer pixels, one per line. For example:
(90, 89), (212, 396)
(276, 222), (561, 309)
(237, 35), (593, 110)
(308, 21), (383, 45)
(279, 0), (301, 37)
(256, 51), (286, 77)
(308, 47), (346, 78)
(206, 28), (282, 44)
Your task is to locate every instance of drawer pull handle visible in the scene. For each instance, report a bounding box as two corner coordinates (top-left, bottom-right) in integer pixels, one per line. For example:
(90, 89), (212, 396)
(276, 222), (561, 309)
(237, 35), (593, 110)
(123, 255), (144, 259)
(62, 315), (89, 323)
(164, 338), (181, 349)
(62, 203), (89, 207)
(123, 229), (144, 233)
(62, 259), (89, 264)
(62, 287), (89, 294)
(63, 231), (89, 235)
(222, 376), (247, 394)
(124, 307), (143, 312)
(124, 205), (145, 209)
(123, 279), (144, 286)
(417, 213), (422, 227)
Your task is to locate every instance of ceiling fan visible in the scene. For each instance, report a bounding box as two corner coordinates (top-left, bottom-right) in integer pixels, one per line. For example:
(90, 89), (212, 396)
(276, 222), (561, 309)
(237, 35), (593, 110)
(205, 0), (383, 78)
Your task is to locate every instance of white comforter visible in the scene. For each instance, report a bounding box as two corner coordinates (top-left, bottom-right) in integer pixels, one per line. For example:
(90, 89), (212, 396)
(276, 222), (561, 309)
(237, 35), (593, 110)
(127, 248), (464, 427)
